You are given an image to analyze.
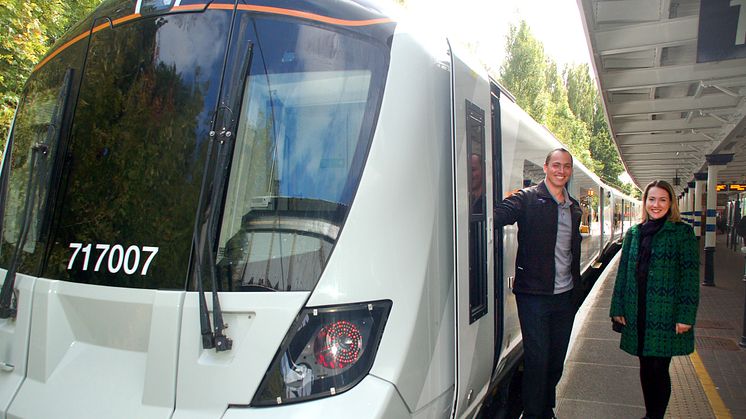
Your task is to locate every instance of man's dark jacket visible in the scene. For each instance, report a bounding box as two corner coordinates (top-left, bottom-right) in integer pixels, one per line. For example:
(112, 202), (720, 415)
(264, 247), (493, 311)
(494, 180), (583, 295)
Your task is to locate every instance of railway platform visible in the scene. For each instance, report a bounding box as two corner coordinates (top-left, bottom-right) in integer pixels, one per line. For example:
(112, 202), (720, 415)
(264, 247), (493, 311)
(556, 233), (746, 419)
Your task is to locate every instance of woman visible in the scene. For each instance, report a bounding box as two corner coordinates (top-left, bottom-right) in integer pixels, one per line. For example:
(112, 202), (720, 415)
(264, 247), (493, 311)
(609, 180), (699, 419)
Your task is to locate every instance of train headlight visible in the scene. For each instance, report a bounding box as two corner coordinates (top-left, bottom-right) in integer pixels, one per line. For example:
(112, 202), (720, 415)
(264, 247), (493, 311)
(251, 300), (392, 406)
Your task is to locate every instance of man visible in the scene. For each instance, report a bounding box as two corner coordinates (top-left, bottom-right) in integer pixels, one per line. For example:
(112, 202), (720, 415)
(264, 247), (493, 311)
(494, 148), (583, 419)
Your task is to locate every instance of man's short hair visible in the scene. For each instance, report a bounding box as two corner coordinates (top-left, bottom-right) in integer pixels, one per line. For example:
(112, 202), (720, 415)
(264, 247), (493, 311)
(545, 148), (573, 165)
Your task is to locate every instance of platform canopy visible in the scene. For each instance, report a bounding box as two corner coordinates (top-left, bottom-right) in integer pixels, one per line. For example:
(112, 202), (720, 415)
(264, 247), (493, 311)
(577, 0), (746, 194)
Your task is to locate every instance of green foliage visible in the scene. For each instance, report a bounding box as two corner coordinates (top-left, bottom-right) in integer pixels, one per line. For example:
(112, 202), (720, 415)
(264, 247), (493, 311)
(619, 182), (641, 198)
(0, 0), (104, 155)
(565, 64), (595, 127)
(500, 21), (550, 124)
(500, 21), (634, 192)
(565, 63), (627, 190)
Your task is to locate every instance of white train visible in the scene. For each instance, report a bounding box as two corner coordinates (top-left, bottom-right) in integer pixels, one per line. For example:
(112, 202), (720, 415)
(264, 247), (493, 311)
(0, 0), (638, 417)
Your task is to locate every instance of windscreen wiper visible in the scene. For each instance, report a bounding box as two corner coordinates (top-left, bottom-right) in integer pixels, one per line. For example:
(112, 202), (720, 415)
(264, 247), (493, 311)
(191, 9), (255, 351)
(191, 117), (234, 352)
(0, 70), (71, 319)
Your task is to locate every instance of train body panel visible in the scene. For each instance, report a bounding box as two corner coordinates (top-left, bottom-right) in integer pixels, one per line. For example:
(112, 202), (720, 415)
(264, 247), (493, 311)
(0, 271), (33, 416)
(0, 1), (639, 418)
(223, 375), (411, 419)
(8, 280), (184, 419)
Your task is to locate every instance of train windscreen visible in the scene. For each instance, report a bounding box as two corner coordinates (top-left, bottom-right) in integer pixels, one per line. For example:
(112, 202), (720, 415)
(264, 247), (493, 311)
(0, 12), (390, 292)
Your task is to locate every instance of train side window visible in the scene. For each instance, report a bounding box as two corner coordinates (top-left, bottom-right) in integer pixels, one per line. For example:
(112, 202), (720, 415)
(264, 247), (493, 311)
(466, 99), (487, 323)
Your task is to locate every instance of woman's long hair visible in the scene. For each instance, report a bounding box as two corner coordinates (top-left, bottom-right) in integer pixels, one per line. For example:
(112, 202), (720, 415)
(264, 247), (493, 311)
(640, 180), (681, 223)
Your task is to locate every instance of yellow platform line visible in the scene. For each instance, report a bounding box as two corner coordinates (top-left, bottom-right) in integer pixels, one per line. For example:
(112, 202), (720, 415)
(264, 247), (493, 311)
(690, 350), (732, 419)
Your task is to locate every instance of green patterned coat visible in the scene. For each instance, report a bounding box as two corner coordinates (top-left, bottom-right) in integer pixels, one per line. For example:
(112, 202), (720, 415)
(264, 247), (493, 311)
(609, 221), (700, 357)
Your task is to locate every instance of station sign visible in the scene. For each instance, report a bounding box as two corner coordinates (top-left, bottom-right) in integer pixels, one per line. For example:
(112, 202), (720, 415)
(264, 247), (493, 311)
(716, 184), (746, 191)
(698, 0), (746, 62)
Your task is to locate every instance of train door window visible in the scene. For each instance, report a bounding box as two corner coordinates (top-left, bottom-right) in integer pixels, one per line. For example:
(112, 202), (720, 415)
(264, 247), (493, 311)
(614, 199), (622, 233)
(466, 100), (487, 323)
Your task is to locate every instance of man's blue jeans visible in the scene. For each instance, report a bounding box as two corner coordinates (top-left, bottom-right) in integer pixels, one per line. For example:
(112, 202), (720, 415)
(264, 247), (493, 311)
(516, 290), (576, 419)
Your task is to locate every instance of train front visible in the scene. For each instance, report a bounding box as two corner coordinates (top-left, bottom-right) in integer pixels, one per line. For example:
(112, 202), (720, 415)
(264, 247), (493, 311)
(0, 0), (456, 418)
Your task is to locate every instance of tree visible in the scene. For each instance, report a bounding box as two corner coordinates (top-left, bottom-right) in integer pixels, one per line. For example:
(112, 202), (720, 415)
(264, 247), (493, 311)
(0, 0), (103, 154)
(501, 22), (595, 170)
(500, 21), (551, 124)
(565, 64), (596, 128)
(564, 63), (629, 190)
(500, 22), (637, 193)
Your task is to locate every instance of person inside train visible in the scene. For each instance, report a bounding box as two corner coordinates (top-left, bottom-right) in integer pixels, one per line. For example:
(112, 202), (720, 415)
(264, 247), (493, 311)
(610, 179), (699, 419)
(494, 148), (583, 419)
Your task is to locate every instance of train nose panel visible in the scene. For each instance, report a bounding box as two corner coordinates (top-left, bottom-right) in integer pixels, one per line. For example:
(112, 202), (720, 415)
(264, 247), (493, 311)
(7, 279), (184, 419)
(4, 278), (310, 419)
(172, 292), (309, 419)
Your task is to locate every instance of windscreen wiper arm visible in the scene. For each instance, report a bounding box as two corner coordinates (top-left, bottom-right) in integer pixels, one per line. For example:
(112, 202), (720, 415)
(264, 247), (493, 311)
(191, 11), (254, 351)
(191, 124), (233, 352)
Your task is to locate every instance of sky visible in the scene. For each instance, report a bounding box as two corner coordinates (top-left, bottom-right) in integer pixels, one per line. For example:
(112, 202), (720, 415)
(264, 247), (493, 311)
(401, 0), (593, 71)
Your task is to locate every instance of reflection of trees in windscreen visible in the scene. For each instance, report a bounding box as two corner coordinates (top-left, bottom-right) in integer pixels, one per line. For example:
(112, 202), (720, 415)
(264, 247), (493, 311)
(48, 20), (207, 289)
(0, 62), (68, 273)
(0, 97), (43, 263)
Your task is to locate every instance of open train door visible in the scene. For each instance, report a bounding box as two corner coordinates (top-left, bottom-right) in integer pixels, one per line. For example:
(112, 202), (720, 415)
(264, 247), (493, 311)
(450, 43), (495, 418)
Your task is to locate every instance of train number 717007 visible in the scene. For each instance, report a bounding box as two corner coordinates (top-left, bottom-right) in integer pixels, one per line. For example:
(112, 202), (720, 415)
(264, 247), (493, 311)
(67, 243), (159, 275)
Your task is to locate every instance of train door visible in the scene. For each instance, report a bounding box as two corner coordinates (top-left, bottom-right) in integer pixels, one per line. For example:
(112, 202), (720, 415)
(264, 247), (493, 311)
(600, 187), (607, 249)
(450, 47), (495, 418)
(490, 83), (504, 367)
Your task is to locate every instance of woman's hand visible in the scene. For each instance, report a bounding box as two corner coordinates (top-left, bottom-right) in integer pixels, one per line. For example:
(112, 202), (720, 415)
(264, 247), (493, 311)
(613, 316), (626, 325)
(676, 323), (692, 334)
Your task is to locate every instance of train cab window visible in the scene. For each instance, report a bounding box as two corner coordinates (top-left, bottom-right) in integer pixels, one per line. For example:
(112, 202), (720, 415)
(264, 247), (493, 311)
(215, 17), (391, 292)
(42, 13), (234, 288)
(466, 100), (487, 323)
(0, 64), (73, 275)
